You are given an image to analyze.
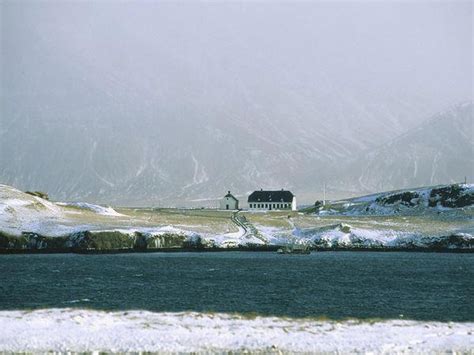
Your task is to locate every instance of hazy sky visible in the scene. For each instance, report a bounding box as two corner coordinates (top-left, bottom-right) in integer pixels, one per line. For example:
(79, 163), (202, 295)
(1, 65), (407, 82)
(2, 0), (472, 118)
(0, 0), (472, 204)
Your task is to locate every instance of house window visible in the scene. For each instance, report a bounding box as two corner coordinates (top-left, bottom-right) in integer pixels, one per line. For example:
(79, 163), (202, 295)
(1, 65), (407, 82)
(265, 204), (268, 208)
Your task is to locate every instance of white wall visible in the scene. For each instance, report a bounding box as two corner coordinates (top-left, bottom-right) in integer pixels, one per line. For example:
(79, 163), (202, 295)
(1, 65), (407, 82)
(292, 196), (297, 211)
(219, 197), (239, 210)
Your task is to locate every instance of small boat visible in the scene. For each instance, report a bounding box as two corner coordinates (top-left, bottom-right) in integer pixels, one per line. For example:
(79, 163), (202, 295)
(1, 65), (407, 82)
(277, 245), (311, 255)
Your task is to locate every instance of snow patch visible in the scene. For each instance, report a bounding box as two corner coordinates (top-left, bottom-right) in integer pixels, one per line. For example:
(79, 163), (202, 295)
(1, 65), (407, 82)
(107, 225), (195, 237)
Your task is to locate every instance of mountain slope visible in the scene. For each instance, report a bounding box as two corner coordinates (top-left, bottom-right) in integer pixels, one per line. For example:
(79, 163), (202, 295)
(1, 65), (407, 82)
(343, 102), (473, 195)
(1, 103), (472, 206)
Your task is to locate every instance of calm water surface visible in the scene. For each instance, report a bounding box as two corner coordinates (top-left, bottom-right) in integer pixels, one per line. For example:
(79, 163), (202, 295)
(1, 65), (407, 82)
(0, 252), (472, 321)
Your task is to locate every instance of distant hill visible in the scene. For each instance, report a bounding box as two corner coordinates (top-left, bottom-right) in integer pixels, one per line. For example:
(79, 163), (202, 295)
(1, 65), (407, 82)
(341, 102), (473, 195)
(0, 103), (472, 206)
(306, 183), (474, 216)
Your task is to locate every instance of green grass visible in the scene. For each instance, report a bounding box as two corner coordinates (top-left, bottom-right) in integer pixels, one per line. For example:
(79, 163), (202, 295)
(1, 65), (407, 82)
(61, 206), (238, 234)
(80, 207), (472, 237)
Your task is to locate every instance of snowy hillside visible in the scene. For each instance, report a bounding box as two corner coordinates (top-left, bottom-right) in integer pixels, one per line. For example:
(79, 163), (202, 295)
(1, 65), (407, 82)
(311, 183), (474, 216)
(0, 184), (123, 237)
(282, 183), (474, 250)
(0, 183), (472, 251)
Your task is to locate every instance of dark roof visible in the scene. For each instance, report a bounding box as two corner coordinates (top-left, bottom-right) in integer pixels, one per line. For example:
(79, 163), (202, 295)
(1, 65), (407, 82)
(248, 190), (294, 203)
(224, 191), (238, 201)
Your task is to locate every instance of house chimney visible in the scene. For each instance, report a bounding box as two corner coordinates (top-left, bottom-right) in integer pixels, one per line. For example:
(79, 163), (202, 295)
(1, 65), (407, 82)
(228, 190), (230, 194)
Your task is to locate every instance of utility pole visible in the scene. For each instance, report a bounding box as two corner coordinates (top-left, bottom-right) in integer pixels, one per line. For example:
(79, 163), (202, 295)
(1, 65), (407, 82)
(323, 182), (326, 206)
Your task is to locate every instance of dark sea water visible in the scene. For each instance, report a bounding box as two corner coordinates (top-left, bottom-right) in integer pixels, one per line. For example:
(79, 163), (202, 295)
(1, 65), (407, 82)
(0, 252), (472, 321)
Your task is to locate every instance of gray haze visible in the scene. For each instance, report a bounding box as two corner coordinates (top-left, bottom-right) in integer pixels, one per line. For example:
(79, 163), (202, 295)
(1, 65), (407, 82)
(1, 1), (473, 206)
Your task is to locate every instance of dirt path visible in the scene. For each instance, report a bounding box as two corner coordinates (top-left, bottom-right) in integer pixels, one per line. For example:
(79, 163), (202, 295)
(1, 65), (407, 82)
(231, 211), (267, 243)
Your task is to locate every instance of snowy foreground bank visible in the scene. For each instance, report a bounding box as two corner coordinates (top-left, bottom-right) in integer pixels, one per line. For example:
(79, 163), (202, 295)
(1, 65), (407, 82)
(0, 309), (472, 353)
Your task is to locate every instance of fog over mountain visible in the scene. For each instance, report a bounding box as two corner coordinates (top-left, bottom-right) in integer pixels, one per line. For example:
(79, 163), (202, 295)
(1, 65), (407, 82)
(1, 1), (472, 206)
(341, 102), (474, 195)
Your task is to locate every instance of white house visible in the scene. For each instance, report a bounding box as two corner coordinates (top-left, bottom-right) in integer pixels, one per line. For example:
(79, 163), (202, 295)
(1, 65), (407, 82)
(248, 189), (296, 211)
(219, 191), (239, 210)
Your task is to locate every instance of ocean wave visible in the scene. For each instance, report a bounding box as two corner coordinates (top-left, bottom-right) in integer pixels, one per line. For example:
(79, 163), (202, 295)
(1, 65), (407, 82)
(0, 308), (472, 353)
(62, 298), (91, 304)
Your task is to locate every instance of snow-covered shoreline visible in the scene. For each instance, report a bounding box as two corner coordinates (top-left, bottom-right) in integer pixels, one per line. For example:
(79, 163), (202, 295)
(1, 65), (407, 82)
(0, 308), (472, 353)
(1, 183), (473, 252)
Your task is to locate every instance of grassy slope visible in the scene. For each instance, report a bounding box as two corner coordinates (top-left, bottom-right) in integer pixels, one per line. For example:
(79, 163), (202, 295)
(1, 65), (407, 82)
(63, 207), (238, 235)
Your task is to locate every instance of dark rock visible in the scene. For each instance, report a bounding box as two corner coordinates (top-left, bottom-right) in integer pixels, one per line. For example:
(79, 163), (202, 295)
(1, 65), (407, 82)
(429, 185), (474, 208)
(70, 230), (135, 250)
(376, 191), (420, 206)
(144, 233), (187, 249)
(314, 200), (324, 208)
(183, 235), (205, 249)
(133, 232), (148, 250)
(25, 191), (49, 200)
(0, 231), (28, 249)
(430, 234), (474, 249)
